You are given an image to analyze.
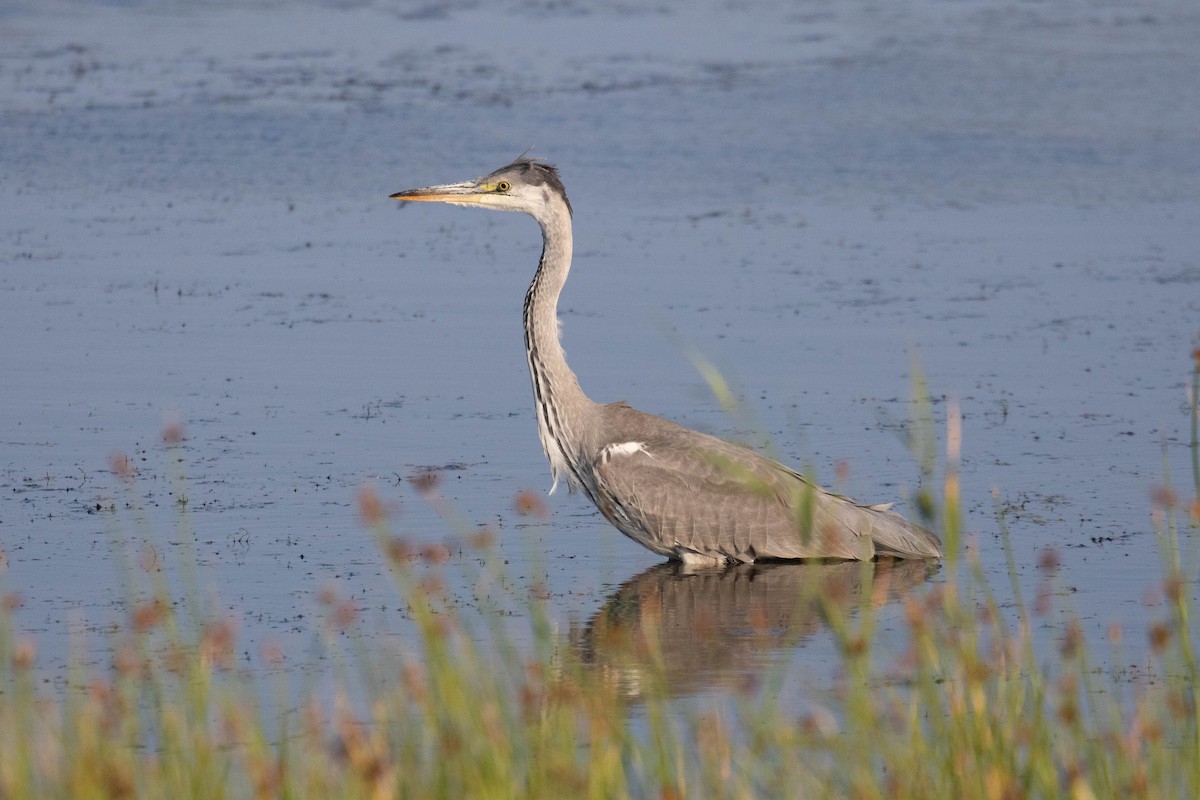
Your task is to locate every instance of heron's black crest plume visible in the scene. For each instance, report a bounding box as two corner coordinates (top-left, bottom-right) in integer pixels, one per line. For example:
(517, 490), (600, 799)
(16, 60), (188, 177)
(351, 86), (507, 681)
(488, 159), (572, 217)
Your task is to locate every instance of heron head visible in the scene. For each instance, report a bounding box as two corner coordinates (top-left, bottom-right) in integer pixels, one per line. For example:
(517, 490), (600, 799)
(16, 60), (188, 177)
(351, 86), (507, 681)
(390, 158), (572, 218)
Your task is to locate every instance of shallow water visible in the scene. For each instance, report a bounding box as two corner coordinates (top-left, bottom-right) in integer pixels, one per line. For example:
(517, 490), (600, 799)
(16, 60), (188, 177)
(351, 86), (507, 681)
(2, 0), (1198, 703)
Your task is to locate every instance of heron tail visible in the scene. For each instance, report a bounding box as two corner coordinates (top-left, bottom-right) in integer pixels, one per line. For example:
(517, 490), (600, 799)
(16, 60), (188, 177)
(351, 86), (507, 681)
(866, 507), (943, 559)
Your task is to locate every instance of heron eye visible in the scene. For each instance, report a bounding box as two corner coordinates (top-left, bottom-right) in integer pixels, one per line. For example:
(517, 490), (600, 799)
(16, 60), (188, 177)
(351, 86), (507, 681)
(496, 181), (511, 192)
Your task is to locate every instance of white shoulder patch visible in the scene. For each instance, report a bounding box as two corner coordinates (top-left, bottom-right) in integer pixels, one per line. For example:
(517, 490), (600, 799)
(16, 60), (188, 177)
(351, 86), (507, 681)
(599, 441), (647, 463)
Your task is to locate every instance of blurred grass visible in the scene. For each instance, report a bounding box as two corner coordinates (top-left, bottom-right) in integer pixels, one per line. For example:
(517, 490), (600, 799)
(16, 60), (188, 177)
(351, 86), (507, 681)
(1, 352), (1198, 799)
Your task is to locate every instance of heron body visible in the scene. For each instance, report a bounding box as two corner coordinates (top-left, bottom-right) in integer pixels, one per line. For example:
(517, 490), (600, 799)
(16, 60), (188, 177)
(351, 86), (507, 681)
(391, 159), (942, 565)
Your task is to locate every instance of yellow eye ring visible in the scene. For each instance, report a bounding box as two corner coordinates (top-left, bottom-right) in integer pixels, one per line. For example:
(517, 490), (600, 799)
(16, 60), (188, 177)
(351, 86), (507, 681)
(496, 181), (511, 192)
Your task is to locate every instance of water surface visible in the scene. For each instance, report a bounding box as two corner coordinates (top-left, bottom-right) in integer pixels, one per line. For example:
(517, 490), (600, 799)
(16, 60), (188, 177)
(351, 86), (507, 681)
(2, 0), (1197, 701)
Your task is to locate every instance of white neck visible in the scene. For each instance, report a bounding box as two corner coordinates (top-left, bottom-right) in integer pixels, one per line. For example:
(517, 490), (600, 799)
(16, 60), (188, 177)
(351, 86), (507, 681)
(522, 201), (594, 495)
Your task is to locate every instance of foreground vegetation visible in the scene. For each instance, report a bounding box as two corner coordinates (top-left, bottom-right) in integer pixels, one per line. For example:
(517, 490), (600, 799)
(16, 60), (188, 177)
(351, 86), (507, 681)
(1, 355), (1198, 799)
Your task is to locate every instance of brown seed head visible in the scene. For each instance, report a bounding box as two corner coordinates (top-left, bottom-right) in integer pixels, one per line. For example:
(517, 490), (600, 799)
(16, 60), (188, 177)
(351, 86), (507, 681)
(468, 526), (496, 549)
(1150, 485), (1178, 510)
(408, 470), (439, 495)
(1034, 582), (1052, 616)
(1149, 622), (1171, 653)
(401, 662), (426, 701)
(384, 536), (414, 563)
(201, 619), (237, 668)
(419, 575), (446, 599)
(1167, 689), (1191, 720)
(132, 598), (168, 632)
(13, 637), (35, 670)
(1164, 575), (1184, 603)
(357, 484), (386, 526)
(110, 452), (135, 481)
(161, 421), (186, 444)
(903, 596), (927, 631)
(1057, 699), (1079, 726)
(1060, 620), (1083, 659)
(103, 761), (135, 799)
(89, 678), (113, 704)
(1037, 547), (1061, 571)
(514, 489), (548, 519)
(113, 642), (142, 678)
(419, 543), (451, 565)
(843, 635), (868, 658)
(333, 601), (359, 631)
(164, 642), (189, 675)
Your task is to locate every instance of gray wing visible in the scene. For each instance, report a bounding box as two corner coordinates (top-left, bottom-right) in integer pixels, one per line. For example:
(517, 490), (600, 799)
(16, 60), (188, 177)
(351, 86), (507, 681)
(591, 410), (941, 563)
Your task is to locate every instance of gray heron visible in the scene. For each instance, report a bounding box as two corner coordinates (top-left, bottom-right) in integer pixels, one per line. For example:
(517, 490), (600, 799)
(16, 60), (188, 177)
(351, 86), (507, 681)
(391, 159), (942, 565)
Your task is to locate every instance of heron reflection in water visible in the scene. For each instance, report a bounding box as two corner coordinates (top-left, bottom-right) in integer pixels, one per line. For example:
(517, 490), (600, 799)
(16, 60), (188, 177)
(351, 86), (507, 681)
(392, 160), (941, 565)
(571, 558), (939, 701)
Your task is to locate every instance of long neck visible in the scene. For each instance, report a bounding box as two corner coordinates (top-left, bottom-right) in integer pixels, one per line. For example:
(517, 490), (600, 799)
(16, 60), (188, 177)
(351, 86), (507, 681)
(523, 205), (594, 493)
